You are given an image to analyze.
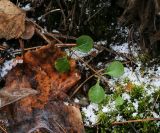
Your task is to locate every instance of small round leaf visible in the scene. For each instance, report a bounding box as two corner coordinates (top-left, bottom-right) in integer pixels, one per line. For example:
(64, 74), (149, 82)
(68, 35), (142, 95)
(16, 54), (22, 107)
(105, 61), (124, 78)
(115, 96), (124, 106)
(55, 57), (70, 73)
(75, 35), (93, 53)
(88, 82), (105, 103)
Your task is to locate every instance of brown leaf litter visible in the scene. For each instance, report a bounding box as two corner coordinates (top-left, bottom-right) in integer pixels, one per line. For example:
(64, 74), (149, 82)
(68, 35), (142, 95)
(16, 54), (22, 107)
(0, 44), (84, 133)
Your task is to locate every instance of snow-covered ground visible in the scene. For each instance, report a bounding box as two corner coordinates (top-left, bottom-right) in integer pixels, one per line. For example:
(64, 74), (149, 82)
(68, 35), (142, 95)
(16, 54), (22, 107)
(80, 42), (160, 127)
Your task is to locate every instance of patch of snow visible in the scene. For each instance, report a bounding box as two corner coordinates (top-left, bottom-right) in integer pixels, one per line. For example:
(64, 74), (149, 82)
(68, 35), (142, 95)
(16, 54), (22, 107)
(63, 102), (69, 105)
(110, 43), (129, 54)
(74, 98), (80, 103)
(96, 40), (107, 46)
(151, 112), (160, 118)
(0, 59), (23, 78)
(132, 112), (138, 117)
(122, 93), (131, 102)
(66, 48), (98, 59)
(21, 3), (31, 11)
(52, 29), (59, 33)
(156, 121), (160, 127)
(116, 114), (123, 121)
(82, 103), (99, 125)
(102, 101), (116, 113)
(81, 38), (160, 127)
(132, 100), (139, 111)
(110, 43), (140, 57)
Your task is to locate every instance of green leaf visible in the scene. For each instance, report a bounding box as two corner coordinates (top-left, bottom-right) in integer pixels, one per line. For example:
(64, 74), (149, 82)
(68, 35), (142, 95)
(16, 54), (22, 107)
(54, 57), (70, 73)
(74, 35), (93, 53)
(105, 61), (124, 78)
(115, 96), (124, 106)
(88, 81), (105, 103)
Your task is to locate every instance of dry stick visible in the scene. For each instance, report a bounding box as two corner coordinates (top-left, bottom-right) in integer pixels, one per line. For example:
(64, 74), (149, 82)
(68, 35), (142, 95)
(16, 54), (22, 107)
(53, 120), (66, 133)
(0, 48), (5, 51)
(26, 18), (52, 44)
(55, 43), (76, 47)
(70, 69), (104, 98)
(50, 33), (76, 40)
(0, 125), (7, 133)
(38, 9), (61, 20)
(14, 46), (43, 53)
(85, 2), (107, 23)
(44, 32), (63, 44)
(35, 28), (51, 44)
(112, 118), (160, 125)
(70, 74), (94, 98)
(14, 43), (76, 54)
(27, 18), (76, 42)
(72, 51), (109, 83)
(68, 0), (76, 31)
(0, 45), (7, 50)
(56, 0), (67, 29)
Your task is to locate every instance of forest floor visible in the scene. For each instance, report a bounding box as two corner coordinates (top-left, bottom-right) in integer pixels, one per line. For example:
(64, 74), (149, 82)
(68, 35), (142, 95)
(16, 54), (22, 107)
(0, 0), (160, 133)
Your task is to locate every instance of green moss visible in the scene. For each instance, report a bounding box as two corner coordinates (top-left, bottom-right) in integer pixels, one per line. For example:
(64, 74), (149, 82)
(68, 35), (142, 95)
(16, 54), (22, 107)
(130, 85), (144, 100)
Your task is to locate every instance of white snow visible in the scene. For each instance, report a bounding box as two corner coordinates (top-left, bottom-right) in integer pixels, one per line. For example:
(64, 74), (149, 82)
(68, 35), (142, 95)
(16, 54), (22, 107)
(21, 3), (31, 11)
(0, 59), (23, 78)
(122, 93), (131, 102)
(81, 42), (160, 126)
(132, 112), (138, 117)
(116, 114), (123, 121)
(74, 98), (80, 103)
(132, 100), (139, 111)
(82, 103), (99, 125)
(151, 112), (160, 118)
(101, 101), (116, 113)
(65, 48), (99, 59)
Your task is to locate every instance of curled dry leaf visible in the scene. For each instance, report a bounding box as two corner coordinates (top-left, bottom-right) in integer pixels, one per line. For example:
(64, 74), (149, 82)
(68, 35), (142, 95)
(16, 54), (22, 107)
(21, 21), (35, 40)
(0, 0), (25, 39)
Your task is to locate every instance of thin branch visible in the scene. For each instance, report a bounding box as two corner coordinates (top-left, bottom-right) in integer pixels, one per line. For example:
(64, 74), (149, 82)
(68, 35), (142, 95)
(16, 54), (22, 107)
(70, 73), (94, 98)
(0, 124), (7, 133)
(35, 28), (51, 44)
(38, 9), (61, 20)
(55, 43), (76, 47)
(112, 118), (160, 125)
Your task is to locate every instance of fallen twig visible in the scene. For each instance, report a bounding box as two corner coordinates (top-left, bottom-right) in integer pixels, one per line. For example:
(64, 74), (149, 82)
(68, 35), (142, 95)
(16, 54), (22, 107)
(112, 118), (160, 125)
(38, 9), (61, 20)
(0, 45), (7, 51)
(0, 124), (7, 133)
(35, 28), (51, 44)
(55, 43), (76, 47)
(70, 69), (104, 98)
(72, 50), (109, 84)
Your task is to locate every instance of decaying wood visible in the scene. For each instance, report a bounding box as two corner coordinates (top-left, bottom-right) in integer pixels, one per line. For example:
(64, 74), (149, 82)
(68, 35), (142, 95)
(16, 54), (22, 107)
(0, 0), (25, 39)
(0, 44), (84, 133)
(119, 0), (160, 56)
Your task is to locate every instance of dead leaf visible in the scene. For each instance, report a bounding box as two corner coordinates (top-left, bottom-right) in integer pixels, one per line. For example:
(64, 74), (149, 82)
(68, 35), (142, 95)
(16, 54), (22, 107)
(1, 44), (80, 109)
(0, 88), (38, 109)
(3, 102), (85, 133)
(0, 44), (83, 133)
(21, 21), (35, 40)
(0, 0), (25, 39)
